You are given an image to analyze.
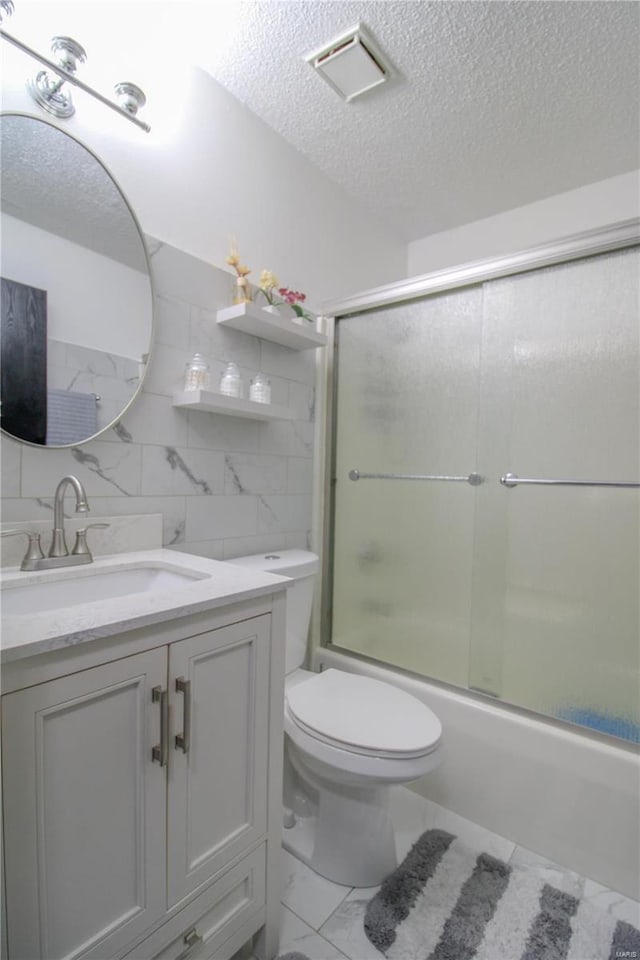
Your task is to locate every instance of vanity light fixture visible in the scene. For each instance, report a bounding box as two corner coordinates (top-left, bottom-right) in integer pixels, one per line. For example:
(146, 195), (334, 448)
(113, 82), (147, 118)
(28, 35), (87, 120)
(306, 23), (392, 102)
(0, 1), (150, 131)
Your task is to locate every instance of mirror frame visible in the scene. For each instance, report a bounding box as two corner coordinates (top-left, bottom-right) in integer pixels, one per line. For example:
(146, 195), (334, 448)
(0, 110), (155, 449)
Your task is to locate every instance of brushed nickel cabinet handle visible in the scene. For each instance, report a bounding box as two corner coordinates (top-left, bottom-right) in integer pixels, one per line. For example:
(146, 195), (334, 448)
(175, 927), (202, 960)
(175, 677), (191, 754)
(151, 686), (168, 766)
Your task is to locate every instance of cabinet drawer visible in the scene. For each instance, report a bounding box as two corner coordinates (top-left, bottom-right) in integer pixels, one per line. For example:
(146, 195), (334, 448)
(124, 846), (266, 960)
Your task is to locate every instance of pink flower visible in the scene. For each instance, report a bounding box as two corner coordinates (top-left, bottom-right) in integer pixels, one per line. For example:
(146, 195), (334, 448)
(278, 287), (307, 305)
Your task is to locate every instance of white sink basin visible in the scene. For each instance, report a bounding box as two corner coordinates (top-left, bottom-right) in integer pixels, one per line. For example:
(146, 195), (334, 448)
(0, 546), (289, 665)
(2, 564), (206, 617)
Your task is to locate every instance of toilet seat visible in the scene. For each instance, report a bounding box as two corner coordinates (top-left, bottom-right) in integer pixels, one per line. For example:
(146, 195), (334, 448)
(286, 669), (442, 759)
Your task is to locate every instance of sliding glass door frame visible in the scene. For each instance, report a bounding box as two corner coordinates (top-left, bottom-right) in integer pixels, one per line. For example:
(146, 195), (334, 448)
(312, 219), (640, 674)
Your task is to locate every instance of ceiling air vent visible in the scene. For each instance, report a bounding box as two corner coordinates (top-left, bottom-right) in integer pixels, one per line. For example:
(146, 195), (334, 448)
(306, 24), (391, 103)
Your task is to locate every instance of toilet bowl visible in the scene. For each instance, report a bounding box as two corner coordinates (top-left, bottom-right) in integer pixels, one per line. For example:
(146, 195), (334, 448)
(228, 550), (444, 887)
(285, 666), (442, 886)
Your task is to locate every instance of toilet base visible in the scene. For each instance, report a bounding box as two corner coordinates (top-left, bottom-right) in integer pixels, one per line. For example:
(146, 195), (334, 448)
(285, 746), (398, 887)
(283, 799), (398, 888)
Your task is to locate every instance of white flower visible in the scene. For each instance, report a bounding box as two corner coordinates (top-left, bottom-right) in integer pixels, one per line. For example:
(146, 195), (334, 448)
(259, 269), (279, 290)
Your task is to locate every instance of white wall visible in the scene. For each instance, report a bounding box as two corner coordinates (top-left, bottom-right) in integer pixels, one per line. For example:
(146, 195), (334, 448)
(1, 35), (406, 306)
(2, 215), (149, 357)
(408, 171), (640, 275)
(0, 5), (403, 558)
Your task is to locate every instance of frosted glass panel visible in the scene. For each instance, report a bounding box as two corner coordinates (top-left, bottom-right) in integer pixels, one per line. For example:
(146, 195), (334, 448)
(329, 246), (640, 743)
(331, 288), (483, 686)
(470, 249), (640, 740)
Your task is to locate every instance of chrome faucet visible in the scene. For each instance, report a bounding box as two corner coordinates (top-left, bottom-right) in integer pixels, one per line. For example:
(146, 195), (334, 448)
(1, 475), (109, 571)
(50, 475), (89, 557)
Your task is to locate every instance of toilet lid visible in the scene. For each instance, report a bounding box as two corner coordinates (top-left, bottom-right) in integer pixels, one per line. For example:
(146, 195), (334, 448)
(286, 669), (442, 757)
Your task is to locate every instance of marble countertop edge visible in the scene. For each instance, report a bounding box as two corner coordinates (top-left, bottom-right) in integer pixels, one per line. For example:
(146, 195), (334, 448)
(1, 549), (290, 664)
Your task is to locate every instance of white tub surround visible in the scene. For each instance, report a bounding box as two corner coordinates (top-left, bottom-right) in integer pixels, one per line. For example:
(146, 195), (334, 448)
(2, 552), (288, 960)
(314, 648), (640, 902)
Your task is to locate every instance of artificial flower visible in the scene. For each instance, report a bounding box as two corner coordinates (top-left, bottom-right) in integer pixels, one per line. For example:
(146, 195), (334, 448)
(279, 288), (306, 305)
(257, 269), (280, 306)
(226, 243), (252, 303)
(259, 270), (279, 291)
(277, 287), (313, 322)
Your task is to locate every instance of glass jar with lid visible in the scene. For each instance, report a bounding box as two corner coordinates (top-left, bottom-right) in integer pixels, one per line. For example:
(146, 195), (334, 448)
(183, 353), (210, 391)
(249, 372), (271, 404)
(219, 361), (243, 398)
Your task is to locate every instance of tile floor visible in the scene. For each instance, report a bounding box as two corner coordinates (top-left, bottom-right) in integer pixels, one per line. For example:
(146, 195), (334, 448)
(277, 786), (640, 959)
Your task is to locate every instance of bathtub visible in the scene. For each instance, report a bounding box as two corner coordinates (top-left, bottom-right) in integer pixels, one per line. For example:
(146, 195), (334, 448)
(313, 646), (640, 900)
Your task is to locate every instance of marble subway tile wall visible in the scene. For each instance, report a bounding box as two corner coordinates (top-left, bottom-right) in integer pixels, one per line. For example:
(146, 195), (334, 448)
(47, 339), (141, 433)
(0, 240), (315, 560)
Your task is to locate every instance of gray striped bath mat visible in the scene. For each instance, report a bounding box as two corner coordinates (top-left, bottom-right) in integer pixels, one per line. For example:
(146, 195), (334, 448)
(364, 829), (640, 960)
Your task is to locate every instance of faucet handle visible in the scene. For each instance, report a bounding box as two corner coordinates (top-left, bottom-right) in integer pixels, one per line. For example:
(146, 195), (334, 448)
(71, 522), (110, 559)
(1, 530), (46, 569)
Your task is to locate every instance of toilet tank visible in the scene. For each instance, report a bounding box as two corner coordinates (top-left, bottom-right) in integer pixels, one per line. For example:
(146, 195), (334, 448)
(227, 550), (319, 674)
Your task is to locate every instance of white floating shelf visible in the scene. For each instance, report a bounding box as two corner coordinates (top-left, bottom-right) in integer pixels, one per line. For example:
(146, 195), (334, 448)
(216, 303), (327, 350)
(172, 389), (295, 422)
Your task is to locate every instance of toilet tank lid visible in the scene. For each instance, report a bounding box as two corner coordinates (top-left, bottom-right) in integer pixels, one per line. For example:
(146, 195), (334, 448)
(228, 549), (319, 578)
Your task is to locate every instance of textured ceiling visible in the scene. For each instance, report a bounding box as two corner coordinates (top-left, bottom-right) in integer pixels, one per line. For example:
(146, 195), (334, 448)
(1, 115), (148, 271)
(7, 2), (640, 244)
(197, 0), (640, 241)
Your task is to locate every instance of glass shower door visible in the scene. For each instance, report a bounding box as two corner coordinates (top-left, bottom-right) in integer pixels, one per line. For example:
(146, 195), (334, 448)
(469, 248), (640, 739)
(329, 245), (639, 743)
(331, 287), (483, 688)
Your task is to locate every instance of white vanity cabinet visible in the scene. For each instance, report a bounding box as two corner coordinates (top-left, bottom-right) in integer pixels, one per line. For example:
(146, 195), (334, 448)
(1, 595), (285, 960)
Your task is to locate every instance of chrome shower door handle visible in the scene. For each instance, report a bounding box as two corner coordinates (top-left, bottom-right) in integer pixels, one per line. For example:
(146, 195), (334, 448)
(175, 677), (191, 754)
(500, 472), (640, 489)
(348, 468), (483, 485)
(151, 686), (168, 766)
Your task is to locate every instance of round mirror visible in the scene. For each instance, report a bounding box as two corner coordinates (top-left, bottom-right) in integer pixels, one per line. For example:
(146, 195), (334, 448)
(0, 113), (153, 447)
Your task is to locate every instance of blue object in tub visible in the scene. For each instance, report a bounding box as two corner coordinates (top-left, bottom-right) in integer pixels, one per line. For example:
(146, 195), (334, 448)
(558, 708), (640, 744)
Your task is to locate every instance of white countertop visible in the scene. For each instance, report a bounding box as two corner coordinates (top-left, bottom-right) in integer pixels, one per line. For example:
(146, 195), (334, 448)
(0, 549), (289, 664)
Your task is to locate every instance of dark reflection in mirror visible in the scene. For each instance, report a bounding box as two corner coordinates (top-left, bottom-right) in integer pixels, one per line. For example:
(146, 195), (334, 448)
(0, 114), (153, 447)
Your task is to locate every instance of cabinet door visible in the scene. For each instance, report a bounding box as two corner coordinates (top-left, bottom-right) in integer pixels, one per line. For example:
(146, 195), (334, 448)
(2, 648), (167, 960)
(167, 616), (270, 906)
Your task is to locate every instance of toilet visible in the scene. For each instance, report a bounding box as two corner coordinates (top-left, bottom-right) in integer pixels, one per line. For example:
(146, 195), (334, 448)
(229, 549), (443, 887)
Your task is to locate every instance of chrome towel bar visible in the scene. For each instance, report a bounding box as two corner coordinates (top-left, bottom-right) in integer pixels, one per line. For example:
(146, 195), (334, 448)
(500, 472), (640, 489)
(346, 470), (639, 489)
(348, 469), (484, 486)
